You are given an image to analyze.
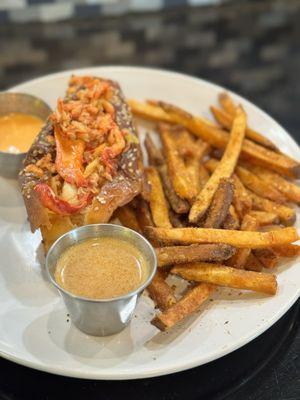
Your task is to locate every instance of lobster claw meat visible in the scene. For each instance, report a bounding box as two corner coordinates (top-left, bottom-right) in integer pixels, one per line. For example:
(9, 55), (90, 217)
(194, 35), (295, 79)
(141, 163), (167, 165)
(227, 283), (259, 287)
(35, 183), (91, 215)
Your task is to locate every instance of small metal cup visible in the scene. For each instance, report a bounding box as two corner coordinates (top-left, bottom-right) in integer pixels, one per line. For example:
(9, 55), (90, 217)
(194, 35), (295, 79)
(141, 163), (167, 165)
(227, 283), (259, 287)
(46, 224), (157, 336)
(0, 92), (52, 179)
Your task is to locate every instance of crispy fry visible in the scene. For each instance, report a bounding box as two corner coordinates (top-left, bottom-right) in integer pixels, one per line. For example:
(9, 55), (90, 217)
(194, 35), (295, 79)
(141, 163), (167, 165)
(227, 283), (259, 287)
(158, 164), (190, 214)
(250, 165), (300, 204)
(218, 92), (237, 115)
(147, 167), (172, 228)
(172, 262), (277, 295)
(151, 283), (214, 331)
(271, 244), (300, 257)
(173, 127), (210, 198)
(129, 99), (300, 178)
(114, 205), (141, 233)
(189, 107), (246, 223)
(248, 190), (296, 226)
(204, 178), (234, 228)
(253, 249), (279, 269)
(156, 243), (236, 267)
(144, 226), (299, 248)
(211, 105), (277, 150)
(205, 158), (252, 220)
(144, 133), (164, 166)
(227, 214), (258, 269)
(135, 197), (153, 232)
(236, 165), (286, 203)
(248, 211), (279, 226)
(147, 270), (177, 311)
(245, 253), (263, 272)
(222, 205), (240, 230)
(158, 123), (195, 201)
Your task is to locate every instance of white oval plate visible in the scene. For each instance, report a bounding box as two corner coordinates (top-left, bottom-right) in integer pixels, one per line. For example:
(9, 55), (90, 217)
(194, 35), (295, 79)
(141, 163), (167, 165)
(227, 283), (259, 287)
(1, 66), (299, 380)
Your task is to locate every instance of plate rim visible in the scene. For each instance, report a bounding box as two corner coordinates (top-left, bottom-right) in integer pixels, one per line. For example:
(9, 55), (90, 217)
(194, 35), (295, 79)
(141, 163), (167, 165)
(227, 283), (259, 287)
(2, 65), (299, 380)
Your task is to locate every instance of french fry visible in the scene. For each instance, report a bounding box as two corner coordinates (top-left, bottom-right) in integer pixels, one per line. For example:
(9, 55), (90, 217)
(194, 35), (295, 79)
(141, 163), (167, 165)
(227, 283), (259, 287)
(227, 214), (258, 269)
(205, 158), (252, 220)
(236, 164), (286, 203)
(156, 243), (236, 267)
(151, 283), (214, 331)
(135, 197), (153, 233)
(248, 190), (296, 226)
(218, 92), (237, 115)
(271, 244), (300, 257)
(172, 262), (277, 295)
(248, 211), (279, 226)
(147, 167), (172, 228)
(114, 205), (141, 233)
(253, 249), (279, 269)
(245, 253), (263, 272)
(250, 165), (300, 204)
(158, 123), (195, 201)
(189, 107), (246, 223)
(158, 164), (190, 214)
(147, 270), (177, 311)
(129, 99), (300, 178)
(144, 226), (299, 248)
(144, 133), (164, 166)
(222, 205), (240, 230)
(173, 127), (210, 198)
(204, 178), (234, 228)
(211, 105), (278, 150)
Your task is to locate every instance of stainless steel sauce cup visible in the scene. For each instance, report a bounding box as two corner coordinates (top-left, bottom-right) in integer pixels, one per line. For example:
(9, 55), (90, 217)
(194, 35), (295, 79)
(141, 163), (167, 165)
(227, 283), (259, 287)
(46, 224), (157, 336)
(0, 92), (52, 179)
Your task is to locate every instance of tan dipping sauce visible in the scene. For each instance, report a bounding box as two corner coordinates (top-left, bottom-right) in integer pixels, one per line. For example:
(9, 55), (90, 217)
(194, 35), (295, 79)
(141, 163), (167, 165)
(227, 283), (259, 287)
(55, 237), (148, 299)
(0, 112), (44, 153)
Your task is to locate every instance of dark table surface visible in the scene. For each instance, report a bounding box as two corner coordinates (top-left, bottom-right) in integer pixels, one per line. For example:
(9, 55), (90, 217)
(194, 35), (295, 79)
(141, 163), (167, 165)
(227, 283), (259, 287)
(0, 1), (299, 399)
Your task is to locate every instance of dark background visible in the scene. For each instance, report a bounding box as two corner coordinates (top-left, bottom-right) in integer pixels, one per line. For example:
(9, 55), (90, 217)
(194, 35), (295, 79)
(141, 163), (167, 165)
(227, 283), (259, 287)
(0, 0), (299, 399)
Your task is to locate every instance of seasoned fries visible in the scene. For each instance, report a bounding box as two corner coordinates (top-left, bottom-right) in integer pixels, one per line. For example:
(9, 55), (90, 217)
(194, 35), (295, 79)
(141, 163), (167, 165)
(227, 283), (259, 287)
(205, 158), (252, 220)
(272, 244), (300, 257)
(147, 270), (177, 311)
(236, 165), (286, 203)
(253, 249), (279, 269)
(156, 243), (236, 267)
(218, 92), (237, 115)
(114, 205), (141, 233)
(158, 164), (190, 214)
(248, 190), (296, 226)
(129, 99), (300, 177)
(245, 253), (263, 272)
(227, 214), (258, 269)
(222, 205), (240, 230)
(248, 211), (279, 226)
(151, 283), (214, 331)
(145, 226), (299, 248)
(189, 107), (246, 223)
(211, 104), (277, 150)
(158, 123), (195, 201)
(128, 91), (300, 332)
(144, 133), (164, 166)
(172, 263), (277, 295)
(250, 165), (300, 204)
(204, 178), (234, 228)
(147, 167), (172, 228)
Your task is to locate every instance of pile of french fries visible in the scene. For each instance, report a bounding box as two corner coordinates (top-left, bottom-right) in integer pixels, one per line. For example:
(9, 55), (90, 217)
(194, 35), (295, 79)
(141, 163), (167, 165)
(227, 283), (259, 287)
(116, 92), (300, 332)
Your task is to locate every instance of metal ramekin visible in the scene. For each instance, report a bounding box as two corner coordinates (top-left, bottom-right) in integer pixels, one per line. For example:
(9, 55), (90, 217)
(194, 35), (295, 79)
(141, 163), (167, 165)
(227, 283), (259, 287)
(0, 92), (52, 179)
(46, 224), (157, 337)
